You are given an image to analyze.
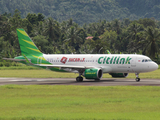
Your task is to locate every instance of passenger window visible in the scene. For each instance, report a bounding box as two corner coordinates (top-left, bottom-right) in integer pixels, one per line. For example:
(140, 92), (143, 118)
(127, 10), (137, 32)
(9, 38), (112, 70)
(142, 60), (144, 62)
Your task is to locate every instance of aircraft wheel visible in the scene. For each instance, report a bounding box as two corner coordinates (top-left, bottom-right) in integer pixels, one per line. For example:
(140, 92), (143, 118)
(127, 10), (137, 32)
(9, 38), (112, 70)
(80, 77), (83, 82)
(76, 77), (83, 82)
(136, 78), (140, 82)
(76, 77), (80, 82)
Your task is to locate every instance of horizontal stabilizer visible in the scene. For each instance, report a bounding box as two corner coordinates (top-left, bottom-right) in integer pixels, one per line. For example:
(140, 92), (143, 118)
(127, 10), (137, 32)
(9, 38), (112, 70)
(3, 58), (26, 62)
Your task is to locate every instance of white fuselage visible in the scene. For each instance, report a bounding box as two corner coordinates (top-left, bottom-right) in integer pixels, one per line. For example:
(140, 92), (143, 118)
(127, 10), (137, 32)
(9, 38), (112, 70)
(43, 54), (158, 73)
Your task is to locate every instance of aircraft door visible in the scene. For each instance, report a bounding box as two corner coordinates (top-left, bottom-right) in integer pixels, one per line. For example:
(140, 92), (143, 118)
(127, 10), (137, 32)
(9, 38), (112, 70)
(127, 56), (136, 72)
(131, 57), (136, 67)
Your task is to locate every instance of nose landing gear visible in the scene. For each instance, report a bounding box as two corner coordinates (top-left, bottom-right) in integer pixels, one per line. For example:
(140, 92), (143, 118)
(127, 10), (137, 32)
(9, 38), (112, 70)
(135, 73), (140, 82)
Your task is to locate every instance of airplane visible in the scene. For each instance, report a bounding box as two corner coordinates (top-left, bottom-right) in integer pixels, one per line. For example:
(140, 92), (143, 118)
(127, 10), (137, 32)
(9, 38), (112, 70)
(3, 28), (159, 82)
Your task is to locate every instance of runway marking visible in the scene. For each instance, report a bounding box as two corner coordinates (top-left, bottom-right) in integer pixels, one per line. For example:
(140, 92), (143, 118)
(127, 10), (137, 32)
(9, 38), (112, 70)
(0, 78), (16, 80)
(9, 79), (44, 82)
(1, 78), (160, 86)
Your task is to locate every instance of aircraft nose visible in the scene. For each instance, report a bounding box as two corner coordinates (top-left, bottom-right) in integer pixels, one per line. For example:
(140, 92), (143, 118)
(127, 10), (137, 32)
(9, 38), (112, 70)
(150, 62), (159, 71)
(155, 63), (159, 69)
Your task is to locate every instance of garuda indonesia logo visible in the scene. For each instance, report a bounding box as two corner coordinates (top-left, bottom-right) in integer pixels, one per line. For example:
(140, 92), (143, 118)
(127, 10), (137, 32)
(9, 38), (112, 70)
(61, 57), (68, 64)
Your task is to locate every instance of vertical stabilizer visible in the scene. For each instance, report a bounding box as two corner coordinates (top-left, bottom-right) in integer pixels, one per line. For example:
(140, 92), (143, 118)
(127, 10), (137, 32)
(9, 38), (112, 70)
(16, 29), (42, 56)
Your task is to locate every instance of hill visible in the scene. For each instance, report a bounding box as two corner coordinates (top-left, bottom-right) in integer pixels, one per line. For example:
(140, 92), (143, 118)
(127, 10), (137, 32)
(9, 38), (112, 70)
(1, 0), (160, 25)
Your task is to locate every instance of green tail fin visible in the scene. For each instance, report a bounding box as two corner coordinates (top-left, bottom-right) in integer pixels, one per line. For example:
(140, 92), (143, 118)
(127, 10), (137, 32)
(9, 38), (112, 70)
(16, 29), (42, 56)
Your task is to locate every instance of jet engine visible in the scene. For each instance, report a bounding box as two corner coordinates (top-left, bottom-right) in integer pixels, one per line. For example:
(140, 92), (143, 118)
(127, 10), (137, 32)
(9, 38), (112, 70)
(109, 73), (128, 78)
(84, 68), (103, 79)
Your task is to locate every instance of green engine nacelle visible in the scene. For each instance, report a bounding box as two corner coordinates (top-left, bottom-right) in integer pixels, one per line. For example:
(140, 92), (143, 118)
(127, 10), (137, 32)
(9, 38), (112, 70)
(109, 73), (128, 78)
(84, 69), (103, 79)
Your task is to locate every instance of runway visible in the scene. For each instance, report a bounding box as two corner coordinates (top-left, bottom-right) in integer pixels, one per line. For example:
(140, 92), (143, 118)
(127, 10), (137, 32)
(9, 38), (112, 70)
(0, 78), (160, 86)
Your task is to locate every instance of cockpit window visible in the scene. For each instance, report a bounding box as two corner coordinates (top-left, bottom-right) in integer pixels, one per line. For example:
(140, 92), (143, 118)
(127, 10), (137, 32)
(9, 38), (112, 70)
(142, 59), (152, 62)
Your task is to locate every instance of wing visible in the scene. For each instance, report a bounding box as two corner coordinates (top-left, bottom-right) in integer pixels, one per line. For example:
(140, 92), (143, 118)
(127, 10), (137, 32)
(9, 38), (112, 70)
(37, 64), (95, 69)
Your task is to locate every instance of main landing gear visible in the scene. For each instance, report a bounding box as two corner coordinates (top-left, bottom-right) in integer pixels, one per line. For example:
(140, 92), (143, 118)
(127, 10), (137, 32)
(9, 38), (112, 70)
(135, 73), (140, 82)
(76, 72), (83, 82)
(76, 76), (83, 82)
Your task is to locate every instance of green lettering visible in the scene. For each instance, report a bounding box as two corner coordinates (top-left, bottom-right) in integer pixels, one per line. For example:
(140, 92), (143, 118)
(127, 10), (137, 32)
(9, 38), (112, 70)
(120, 58), (125, 64)
(110, 57), (114, 64)
(103, 57), (107, 64)
(126, 57), (129, 64)
(128, 58), (132, 64)
(106, 57), (110, 64)
(116, 57), (120, 64)
(98, 57), (103, 64)
(113, 57), (117, 64)
(126, 57), (132, 64)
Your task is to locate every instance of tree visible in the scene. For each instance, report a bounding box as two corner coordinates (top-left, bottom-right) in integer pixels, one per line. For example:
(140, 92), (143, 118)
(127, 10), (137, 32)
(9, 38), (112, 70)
(26, 13), (38, 25)
(9, 9), (22, 31)
(64, 26), (83, 52)
(141, 27), (160, 58)
(138, 18), (156, 28)
(43, 17), (60, 44)
(32, 35), (49, 53)
(26, 13), (45, 25)
(127, 22), (144, 53)
(111, 19), (122, 35)
(127, 22), (144, 40)
(100, 30), (117, 53)
(37, 13), (45, 22)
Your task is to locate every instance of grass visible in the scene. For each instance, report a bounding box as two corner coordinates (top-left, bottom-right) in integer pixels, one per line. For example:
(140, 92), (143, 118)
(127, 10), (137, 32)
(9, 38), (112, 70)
(0, 66), (39, 70)
(0, 85), (160, 120)
(0, 69), (78, 78)
(0, 66), (160, 120)
(0, 69), (160, 79)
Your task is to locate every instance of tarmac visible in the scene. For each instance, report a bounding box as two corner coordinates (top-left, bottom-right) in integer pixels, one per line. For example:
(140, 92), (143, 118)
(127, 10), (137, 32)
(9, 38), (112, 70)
(0, 78), (160, 86)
